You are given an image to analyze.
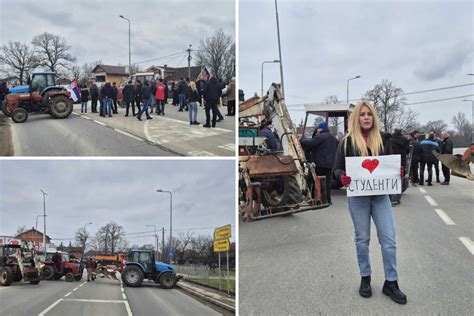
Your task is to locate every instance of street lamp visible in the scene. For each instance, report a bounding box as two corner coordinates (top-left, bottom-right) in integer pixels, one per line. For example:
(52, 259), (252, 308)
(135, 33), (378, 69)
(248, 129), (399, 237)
(82, 222), (92, 259)
(119, 15), (131, 78)
(261, 60), (280, 96)
(157, 189), (172, 262)
(40, 190), (47, 256)
(347, 75), (361, 103)
(146, 224), (158, 255)
(35, 214), (45, 250)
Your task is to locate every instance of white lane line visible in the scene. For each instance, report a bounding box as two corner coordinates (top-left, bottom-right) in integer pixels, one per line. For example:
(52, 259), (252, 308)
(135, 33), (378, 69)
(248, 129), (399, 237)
(122, 293), (127, 300)
(93, 120), (107, 126)
(38, 298), (63, 316)
(81, 115), (92, 120)
(72, 112), (80, 116)
(218, 143), (235, 152)
(63, 299), (125, 303)
(124, 301), (133, 316)
(434, 209), (456, 225)
(187, 150), (217, 156)
(424, 195), (438, 206)
(72, 287), (79, 292)
(418, 187), (427, 194)
(64, 292), (72, 297)
(114, 129), (143, 142)
(459, 237), (474, 255)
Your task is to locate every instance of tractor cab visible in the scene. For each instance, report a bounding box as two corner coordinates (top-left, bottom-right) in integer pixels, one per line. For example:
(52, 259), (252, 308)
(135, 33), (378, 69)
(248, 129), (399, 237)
(125, 249), (155, 273)
(302, 103), (355, 138)
(29, 72), (57, 94)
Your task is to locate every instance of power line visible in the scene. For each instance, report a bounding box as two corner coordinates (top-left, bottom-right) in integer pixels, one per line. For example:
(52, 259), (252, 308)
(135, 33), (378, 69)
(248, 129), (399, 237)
(405, 94), (474, 105)
(134, 51), (187, 65)
(403, 83), (473, 96)
(175, 54), (187, 67)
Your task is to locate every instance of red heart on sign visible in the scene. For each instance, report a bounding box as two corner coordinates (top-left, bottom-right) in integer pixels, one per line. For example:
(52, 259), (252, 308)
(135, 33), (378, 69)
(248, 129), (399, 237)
(361, 159), (379, 174)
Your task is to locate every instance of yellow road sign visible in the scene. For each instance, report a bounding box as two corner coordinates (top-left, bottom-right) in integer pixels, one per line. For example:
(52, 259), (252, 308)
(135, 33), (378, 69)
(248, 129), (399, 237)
(214, 224), (231, 240)
(213, 239), (230, 252)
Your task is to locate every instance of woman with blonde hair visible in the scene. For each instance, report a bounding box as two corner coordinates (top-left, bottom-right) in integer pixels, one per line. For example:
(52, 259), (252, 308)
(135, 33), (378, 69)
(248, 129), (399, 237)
(334, 101), (407, 304)
(186, 81), (200, 125)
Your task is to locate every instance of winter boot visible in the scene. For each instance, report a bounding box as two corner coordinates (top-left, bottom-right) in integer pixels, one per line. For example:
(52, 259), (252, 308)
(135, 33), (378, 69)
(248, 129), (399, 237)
(382, 280), (407, 304)
(359, 276), (372, 298)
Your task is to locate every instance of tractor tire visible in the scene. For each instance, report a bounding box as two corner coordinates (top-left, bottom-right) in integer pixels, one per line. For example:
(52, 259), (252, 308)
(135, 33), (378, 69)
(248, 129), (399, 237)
(11, 108), (28, 123)
(158, 272), (177, 289)
(262, 175), (303, 207)
(13, 269), (22, 282)
(30, 277), (41, 285)
(65, 272), (74, 282)
(0, 267), (13, 286)
(1, 100), (11, 117)
(121, 266), (144, 288)
(42, 266), (55, 280)
(49, 95), (73, 119)
(74, 275), (82, 281)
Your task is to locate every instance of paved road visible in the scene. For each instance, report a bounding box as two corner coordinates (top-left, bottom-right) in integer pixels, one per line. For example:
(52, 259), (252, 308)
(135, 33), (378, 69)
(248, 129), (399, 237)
(8, 114), (175, 156)
(0, 276), (222, 315)
(240, 171), (473, 315)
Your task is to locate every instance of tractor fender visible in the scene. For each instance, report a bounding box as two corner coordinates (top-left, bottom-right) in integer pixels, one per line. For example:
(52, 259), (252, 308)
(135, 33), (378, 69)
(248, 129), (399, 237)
(157, 270), (178, 280)
(41, 86), (67, 97)
(124, 262), (146, 273)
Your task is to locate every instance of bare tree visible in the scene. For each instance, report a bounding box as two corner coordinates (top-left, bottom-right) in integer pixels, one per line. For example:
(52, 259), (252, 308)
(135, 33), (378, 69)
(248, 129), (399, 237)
(0, 41), (40, 84)
(423, 120), (447, 136)
(31, 32), (76, 74)
(451, 112), (471, 137)
(15, 225), (27, 236)
(75, 227), (90, 258)
(195, 29), (235, 80)
(364, 80), (407, 133)
(174, 232), (194, 264)
(396, 107), (420, 133)
(191, 235), (213, 265)
(108, 222), (125, 255)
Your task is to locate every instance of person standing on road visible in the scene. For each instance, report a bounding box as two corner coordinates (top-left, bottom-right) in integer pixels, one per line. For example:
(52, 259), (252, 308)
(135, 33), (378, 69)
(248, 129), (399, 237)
(134, 80), (142, 114)
(177, 78), (188, 112)
(123, 80), (135, 116)
(101, 82), (114, 117)
(90, 83), (99, 113)
(203, 76), (222, 128)
(333, 101), (407, 305)
(86, 258), (93, 282)
(440, 131), (454, 185)
(388, 128), (409, 205)
(186, 81), (200, 125)
(408, 130), (421, 186)
(300, 122), (339, 204)
(136, 81), (152, 121)
(225, 77), (236, 116)
(155, 79), (168, 115)
(111, 82), (118, 114)
(419, 132), (439, 186)
(434, 133), (442, 183)
(80, 85), (89, 113)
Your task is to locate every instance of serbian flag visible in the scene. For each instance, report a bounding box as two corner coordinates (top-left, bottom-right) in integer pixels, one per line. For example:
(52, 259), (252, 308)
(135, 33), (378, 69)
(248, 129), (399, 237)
(69, 79), (80, 102)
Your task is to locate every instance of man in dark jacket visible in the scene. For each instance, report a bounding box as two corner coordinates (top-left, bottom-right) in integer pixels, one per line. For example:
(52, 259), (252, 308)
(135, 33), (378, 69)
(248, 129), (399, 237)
(89, 83), (99, 113)
(203, 77), (222, 128)
(134, 80), (142, 113)
(111, 82), (118, 114)
(136, 81), (152, 121)
(300, 122), (339, 204)
(408, 130), (421, 186)
(388, 128), (409, 204)
(419, 132), (439, 186)
(440, 131), (454, 185)
(123, 80), (135, 116)
(259, 119), (278, 150)
(177, 78), (188, 111)
(101, 82), (114, 117)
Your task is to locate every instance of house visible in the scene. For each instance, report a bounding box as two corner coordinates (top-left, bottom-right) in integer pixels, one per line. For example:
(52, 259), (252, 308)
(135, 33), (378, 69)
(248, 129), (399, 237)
(15, 228), (51, 244)
(91, 64), (129, 86)
(0, 76), (20, 87)
(145, 65), (209, 83)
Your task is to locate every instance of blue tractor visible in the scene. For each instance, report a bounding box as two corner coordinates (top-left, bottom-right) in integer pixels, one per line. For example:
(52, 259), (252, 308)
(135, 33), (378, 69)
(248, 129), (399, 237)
(121, 249), (181, 289)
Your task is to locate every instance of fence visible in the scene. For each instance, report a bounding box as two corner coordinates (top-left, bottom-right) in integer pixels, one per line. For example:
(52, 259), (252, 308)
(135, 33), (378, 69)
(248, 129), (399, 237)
(175, 264), (235, 295)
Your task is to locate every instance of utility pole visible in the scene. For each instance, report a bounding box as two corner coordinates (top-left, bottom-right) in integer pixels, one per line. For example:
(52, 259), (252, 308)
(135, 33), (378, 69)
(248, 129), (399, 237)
(187, 44), (192, 79)
(274, 0), (285, 96)
(162, 227), (165, 261)
(40, 190), (47, 256)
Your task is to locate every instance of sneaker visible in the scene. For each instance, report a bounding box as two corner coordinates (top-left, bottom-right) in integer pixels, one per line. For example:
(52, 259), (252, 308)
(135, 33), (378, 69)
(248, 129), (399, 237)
(359, 276), (372, 298)
(193, 121), (200, 125)
(427, 183), (433, 186)
(441, 181), (449, 185)
(203, 124), (211, 128)
(137, 117), (142, 121)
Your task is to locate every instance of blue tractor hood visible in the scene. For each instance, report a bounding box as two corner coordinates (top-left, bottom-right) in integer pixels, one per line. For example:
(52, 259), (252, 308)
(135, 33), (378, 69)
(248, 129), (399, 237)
(155, 261), (176, 273)
(9, 85), (29, 94)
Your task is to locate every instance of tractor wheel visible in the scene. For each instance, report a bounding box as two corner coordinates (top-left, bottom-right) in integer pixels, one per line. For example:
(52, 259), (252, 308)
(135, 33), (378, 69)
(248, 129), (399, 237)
(65, 272), (74, 282)
(262, 175), (303, 207)
(42, 266), (54, 280)
(49, 95), (73, 119)
(1, 100), (11, 117)
(13, 268), (22, 282)
(121, 266), (144, 287)
(30, 277), (41, 285)
(158, 272), (177, 289)
(0, 267), (13, 286)
(74, 275), (82, 281)
(11, 108), (28, 123)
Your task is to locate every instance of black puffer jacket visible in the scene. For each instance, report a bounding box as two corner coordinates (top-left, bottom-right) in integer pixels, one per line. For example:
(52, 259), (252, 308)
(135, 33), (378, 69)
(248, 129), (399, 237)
(389, 132), (409, 168)
(409, 139), (421, 162)
(440, 137), (453, 154)
(204, 78), (222, 103)
(300, 129), (339, 169)
(420, 139), (439, 164)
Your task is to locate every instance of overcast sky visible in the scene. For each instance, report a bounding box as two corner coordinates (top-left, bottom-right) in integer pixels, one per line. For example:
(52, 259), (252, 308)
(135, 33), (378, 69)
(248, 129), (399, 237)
(0, 0), (235, 70)
(239, 0), (473, 129)
(0, 160), (236, 247)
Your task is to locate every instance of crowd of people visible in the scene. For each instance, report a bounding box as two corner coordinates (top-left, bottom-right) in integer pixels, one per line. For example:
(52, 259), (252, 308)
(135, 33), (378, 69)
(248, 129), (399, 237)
(78, 76), (235, 128)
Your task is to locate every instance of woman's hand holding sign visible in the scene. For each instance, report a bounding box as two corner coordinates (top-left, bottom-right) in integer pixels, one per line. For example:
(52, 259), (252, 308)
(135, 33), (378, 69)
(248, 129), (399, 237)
(340, 172), (352, 187)
(400, 166), (405, 178)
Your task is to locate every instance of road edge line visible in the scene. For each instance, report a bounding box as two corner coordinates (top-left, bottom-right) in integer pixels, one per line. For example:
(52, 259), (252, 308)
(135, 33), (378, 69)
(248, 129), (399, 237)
(38, 298), (63, 316)
(176, 283), (235, 313)
(459, 237), (474, 255)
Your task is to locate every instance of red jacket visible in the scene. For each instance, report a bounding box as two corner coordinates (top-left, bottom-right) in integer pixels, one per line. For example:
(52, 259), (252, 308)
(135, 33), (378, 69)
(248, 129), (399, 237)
(155, 82), (166, 100)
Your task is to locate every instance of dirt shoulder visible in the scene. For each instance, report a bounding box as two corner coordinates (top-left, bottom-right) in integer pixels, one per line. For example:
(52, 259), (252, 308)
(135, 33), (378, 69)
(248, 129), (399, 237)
(0, 116), (13, 156)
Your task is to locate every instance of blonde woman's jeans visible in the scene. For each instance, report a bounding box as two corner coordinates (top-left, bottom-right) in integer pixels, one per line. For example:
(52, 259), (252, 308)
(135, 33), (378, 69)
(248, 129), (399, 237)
(347, 194), (398, 281)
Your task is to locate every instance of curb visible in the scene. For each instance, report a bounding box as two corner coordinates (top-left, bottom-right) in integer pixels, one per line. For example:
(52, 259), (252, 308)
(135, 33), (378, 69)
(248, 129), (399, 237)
(177, 282), (235, 313)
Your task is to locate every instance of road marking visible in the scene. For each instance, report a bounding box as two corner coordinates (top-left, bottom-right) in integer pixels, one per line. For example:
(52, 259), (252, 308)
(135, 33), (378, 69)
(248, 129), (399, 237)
(64, 292), (72, 297)
(72, 287), (79, 292)
(187, 150), (218, 156)
(114, 129), (143, 142)
(418, 187), (427, 194)
(72, 112), (79, 116)
(62, 299), (133, 316)
(459, 237), (474, 255)
(424, 195), (438, 206)
(81, 115), (92, 120)
(38, 298), (63, 316)
(434, 209), (456, 225)
(122, 293), (127, 300)
(93, 120), (107, 126)
(218, 143), (235, 152)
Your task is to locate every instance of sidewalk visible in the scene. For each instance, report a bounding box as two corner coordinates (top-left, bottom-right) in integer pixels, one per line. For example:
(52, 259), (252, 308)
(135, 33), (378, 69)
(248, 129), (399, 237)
(73, 102), (235, 156)
(177, 280), (235, 313)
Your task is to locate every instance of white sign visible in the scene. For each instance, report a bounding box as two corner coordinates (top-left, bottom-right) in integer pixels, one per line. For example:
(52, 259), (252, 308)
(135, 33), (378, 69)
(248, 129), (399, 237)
(345, 155), (401, 197)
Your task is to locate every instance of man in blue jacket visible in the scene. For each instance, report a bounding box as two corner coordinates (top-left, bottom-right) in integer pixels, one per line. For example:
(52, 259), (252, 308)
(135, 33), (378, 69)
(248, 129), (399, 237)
(419, 132), (439, 186)
(300, 122), (339, 204)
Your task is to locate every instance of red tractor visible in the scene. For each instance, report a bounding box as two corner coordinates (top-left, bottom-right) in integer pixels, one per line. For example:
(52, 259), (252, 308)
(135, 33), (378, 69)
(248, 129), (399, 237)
(0, 244), (41, 286)
(41, 251), (83, 282)
(2, 72), (73, 123)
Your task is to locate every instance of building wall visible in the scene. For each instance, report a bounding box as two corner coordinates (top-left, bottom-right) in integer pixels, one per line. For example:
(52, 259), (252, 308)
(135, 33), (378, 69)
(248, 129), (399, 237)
(106, 74), (128, 85)
(16, 230), (51, 243)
